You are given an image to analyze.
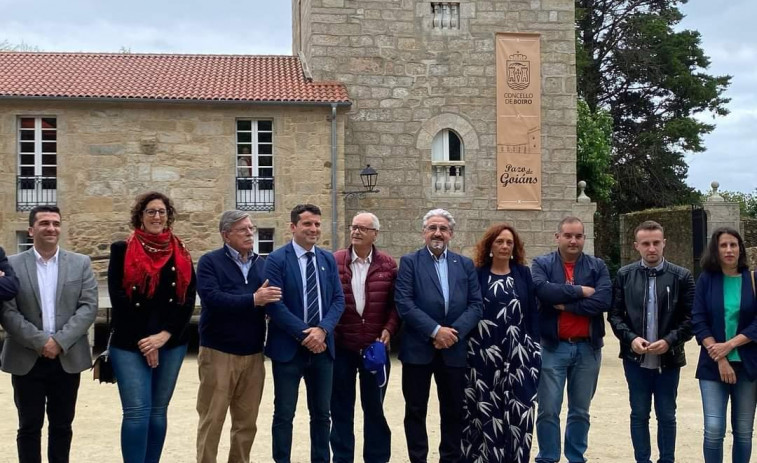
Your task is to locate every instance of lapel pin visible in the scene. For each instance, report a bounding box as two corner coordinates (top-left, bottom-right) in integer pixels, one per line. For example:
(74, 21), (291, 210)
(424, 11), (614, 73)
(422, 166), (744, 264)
(321, 266), (325, 271)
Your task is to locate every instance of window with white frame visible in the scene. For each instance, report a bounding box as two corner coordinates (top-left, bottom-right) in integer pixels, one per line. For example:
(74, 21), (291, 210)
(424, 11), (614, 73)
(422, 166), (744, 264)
(16, 231), (33, 254)
(236, 119), (274, 211)
(431, 129), (465, 193)
(255, 228), (275, 256)
(17, 116), (57, 210)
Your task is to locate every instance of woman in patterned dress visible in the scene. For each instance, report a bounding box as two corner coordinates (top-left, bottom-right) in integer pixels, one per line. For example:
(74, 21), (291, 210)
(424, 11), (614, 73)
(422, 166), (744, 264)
(461, 223), (541, 463)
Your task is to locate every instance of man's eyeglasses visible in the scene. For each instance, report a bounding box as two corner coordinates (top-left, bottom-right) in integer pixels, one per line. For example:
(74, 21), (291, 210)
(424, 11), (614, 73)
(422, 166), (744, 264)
(349, 225), (377, 233)
(425, 225), (451, 233)
(143, 209), (167, 217)
(231, 225), (257, 234)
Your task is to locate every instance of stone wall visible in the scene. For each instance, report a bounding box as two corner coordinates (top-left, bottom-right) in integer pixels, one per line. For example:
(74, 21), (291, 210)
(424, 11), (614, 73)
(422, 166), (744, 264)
(742, 218), (757, 248)
(747, 248), (757, 271)
(0, 100), (345, 279)
(296, 0), (585, 259)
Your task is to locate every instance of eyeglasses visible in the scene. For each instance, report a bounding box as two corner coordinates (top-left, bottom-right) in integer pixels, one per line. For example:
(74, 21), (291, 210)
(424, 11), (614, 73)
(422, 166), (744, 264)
(349, 225), (377, 233)
(143, 209), (167, 217)
(425, 225), (451, 233)
(231, 225), (257, 234)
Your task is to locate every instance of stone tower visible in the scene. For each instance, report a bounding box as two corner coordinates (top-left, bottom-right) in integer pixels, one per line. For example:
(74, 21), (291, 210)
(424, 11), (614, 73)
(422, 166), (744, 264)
(293, 0), (594, 257)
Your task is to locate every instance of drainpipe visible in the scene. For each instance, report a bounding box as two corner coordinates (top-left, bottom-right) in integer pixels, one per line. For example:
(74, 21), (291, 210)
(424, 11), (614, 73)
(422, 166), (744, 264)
(330, 103), (338, 252)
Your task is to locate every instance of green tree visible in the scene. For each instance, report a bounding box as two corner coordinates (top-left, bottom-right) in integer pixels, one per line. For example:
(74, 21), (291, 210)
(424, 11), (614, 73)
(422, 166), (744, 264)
(576, 0), (730, 266)
(577, 99), (614, 202)
(576, 0), (729, 212)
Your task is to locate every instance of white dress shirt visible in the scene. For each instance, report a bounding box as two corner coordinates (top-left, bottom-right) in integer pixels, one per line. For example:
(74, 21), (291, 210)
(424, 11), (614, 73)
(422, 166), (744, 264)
(34, 247), (59, 335)
(350, 248), (372, 317)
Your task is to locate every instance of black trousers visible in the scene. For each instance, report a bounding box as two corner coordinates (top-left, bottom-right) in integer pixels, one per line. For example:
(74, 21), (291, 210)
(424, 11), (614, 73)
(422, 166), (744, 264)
(402, 353), (466, 463)
(12, 357), (81, 463)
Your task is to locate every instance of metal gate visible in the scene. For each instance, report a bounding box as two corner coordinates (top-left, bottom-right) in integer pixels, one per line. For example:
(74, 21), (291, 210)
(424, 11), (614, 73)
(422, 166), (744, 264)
(692, 205), (707, 278)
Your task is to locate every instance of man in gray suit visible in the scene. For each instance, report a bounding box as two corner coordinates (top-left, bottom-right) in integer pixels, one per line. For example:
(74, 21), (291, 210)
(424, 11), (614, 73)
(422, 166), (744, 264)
(0, 205), (98, 463)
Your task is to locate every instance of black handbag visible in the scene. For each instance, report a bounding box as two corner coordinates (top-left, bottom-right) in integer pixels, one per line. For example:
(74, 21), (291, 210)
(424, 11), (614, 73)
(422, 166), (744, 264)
(92, 330), (116, 384)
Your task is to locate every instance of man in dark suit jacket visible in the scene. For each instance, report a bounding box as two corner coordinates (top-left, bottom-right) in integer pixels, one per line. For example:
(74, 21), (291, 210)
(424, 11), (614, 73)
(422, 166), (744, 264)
(0, 245), (19, 302)
(263, 204), (345, 463)
(395, 208), (483, 463)
(0, 205), (98, 463)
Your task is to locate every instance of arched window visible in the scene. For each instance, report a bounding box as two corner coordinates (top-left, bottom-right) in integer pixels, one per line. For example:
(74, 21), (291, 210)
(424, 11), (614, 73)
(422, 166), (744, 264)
(431, 129), (465, 192)
(432, 129), (463, 162)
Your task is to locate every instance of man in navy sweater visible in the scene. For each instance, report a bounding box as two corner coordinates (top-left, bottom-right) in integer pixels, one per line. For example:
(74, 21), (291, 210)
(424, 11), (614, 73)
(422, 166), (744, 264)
(195, 210), (282, 463)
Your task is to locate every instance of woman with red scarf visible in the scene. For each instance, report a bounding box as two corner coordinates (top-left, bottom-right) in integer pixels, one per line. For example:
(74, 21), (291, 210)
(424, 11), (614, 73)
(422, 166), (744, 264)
(107, 191), (196, 463)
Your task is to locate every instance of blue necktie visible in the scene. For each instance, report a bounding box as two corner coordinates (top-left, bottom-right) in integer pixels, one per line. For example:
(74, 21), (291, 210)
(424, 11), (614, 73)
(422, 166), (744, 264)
(305, 251), (320, 326)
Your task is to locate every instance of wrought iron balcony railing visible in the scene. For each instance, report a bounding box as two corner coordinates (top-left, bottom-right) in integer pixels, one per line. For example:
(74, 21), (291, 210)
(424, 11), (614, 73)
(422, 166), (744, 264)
(236, 176), (275, 211)
(17, 176), (57, 211)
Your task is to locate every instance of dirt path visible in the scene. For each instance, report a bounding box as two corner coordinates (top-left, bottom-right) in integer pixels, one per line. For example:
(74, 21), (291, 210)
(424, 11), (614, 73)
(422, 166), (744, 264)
(0, 324), (749, 462)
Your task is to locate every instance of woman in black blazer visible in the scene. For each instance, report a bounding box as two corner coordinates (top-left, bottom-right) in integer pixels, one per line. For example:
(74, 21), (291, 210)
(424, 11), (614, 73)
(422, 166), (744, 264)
(107, 191), (196, 463)
(692, 227), (757, 463)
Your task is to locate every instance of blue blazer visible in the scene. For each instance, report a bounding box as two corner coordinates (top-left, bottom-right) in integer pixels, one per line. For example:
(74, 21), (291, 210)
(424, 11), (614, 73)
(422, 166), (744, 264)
(395, 248), (483, 367)
(692, 270), (757, 382)
(263, 242), (345, 362)
(0, 247), (19, 301)
(531, 251), (612, 349)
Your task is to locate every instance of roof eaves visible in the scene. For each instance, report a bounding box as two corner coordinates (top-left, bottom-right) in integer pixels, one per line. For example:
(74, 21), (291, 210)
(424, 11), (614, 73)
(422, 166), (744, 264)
(0, 95), (352, 107)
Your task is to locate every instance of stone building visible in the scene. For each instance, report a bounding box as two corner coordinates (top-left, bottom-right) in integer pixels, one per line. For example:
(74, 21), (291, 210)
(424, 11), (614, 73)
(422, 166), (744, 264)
(0, 53), (350, 276)
(294, 0), (593, 258)
(0, 0), (591, 274)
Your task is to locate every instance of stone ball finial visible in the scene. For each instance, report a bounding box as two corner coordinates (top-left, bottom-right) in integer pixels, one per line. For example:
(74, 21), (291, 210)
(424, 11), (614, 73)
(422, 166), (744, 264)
(577, 180), (590, 203)
(707, 180), (724, 202)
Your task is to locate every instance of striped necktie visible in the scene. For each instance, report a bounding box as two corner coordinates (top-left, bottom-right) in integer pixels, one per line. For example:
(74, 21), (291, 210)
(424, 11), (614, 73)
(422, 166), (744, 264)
(305, 251), (320, 326)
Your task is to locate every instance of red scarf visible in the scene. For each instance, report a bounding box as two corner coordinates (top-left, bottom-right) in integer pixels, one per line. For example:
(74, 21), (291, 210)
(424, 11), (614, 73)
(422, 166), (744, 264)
(122, 229), (192, 304)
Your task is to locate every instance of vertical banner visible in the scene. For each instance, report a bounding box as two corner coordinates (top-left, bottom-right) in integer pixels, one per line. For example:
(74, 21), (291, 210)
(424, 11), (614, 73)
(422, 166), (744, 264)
(496, 33), (542, 210)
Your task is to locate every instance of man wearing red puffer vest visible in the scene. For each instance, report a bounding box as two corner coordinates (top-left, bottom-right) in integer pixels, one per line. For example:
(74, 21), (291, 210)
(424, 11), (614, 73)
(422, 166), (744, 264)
(330, 211), (399, 463)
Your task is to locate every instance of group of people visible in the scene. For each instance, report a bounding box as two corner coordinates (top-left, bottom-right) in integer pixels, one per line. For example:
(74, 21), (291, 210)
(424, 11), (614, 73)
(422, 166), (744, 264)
(0, 193), (754, 463)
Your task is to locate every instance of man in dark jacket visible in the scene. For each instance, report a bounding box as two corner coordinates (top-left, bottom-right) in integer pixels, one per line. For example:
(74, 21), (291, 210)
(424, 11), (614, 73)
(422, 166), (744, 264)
(195, 210), (281, 463)
(609, 220), (694, 463)
(330, 211), (399, 463)
(395, 208), (483, 463)
(532, 216), (612, 463)
(0, 245), (19, 301)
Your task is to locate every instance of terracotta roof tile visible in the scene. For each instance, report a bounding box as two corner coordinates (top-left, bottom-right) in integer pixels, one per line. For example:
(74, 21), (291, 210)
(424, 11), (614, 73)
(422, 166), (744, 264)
(0, 52), (350, 104)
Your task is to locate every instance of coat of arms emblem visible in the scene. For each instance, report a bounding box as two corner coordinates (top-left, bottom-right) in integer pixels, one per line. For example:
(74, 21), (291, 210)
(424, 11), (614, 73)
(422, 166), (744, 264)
(506, 52), (530, 91)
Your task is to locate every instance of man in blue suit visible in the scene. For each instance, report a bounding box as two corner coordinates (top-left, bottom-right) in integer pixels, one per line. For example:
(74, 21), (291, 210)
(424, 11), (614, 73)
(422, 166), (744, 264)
(395, 208), (483, 463)
(263, 204), (345, 463)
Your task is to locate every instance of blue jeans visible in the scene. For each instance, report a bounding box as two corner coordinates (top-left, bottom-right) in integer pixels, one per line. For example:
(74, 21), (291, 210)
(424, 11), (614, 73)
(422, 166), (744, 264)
(110, 344), (187, 463)
(535, 341), (601, 463)
(623, 360), (680, 463)
(272, 348), (333, 463)
(330, 346), (391, 463)
(699, 374), (757, 463)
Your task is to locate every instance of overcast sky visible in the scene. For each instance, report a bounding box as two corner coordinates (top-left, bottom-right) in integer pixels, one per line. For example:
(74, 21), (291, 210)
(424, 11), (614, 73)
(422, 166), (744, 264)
(1, 0), (753, 193)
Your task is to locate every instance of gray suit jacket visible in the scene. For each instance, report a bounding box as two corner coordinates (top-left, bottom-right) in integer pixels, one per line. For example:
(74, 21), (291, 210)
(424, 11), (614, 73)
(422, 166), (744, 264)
(0, 248), (98, 375)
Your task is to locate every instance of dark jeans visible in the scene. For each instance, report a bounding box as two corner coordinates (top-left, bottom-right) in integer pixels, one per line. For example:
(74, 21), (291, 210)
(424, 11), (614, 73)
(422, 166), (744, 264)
(402, 353), (466, 463)
(110, 344), (187, 463)
(330, 346), (391, 463)
(623, 359), (680, 463)
(12, 357), (81, 463)
(272, 348), (333, 463)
